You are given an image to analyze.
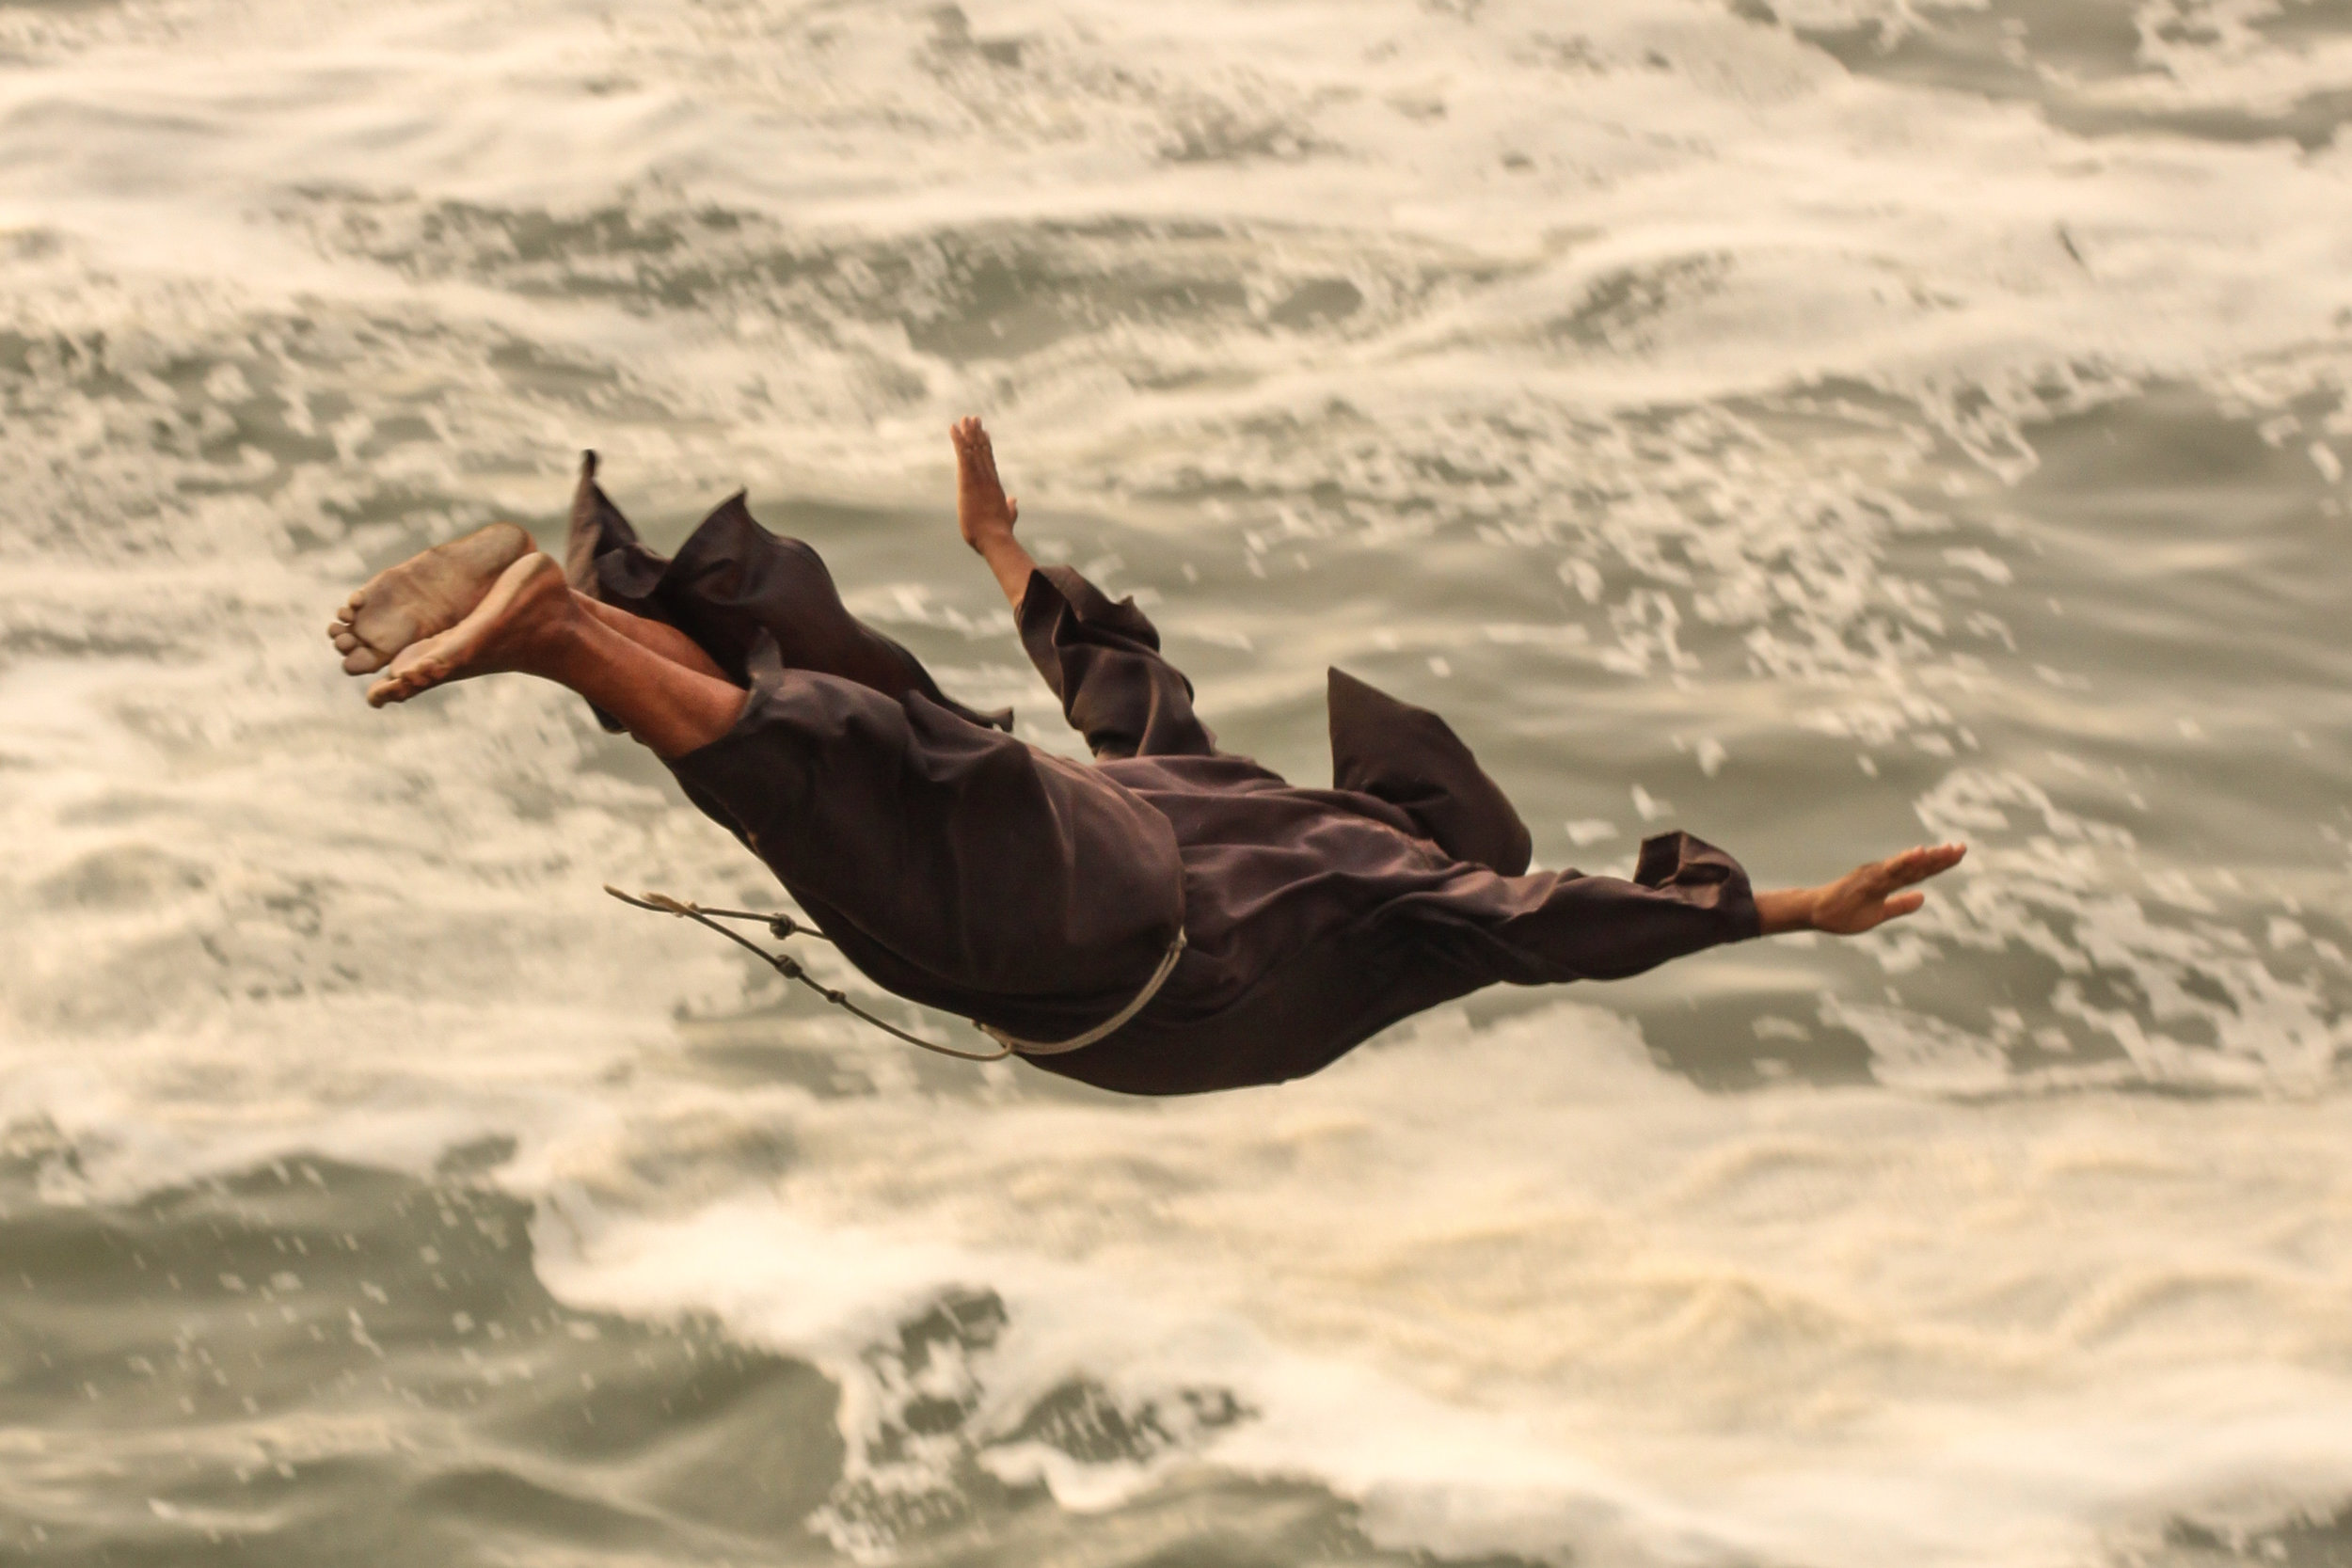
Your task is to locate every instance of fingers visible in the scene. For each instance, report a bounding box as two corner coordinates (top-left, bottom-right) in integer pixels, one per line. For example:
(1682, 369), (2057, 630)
(1873, 843), (1965, 891)
(1879, 890), (1926, 922)
(949, 417), (1001, 483)
(1815, 843), (1964, 935)
(1006, 496), (1019, 523)
(1910, 842), (1965, 881)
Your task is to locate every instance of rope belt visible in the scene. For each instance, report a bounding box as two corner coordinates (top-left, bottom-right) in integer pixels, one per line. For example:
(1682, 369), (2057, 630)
(604, 885), (1185, 1063)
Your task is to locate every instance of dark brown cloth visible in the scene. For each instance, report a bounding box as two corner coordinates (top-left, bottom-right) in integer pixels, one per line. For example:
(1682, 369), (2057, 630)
(569, 463), (1760, 1095)
(567, 451), (1014, 734)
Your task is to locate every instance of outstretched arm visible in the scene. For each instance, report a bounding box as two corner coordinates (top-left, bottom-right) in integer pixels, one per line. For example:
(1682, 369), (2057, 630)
(1755, 843), (1966, 935)
(952, 417), (1039, 612)
(947, 410), (1963, 935)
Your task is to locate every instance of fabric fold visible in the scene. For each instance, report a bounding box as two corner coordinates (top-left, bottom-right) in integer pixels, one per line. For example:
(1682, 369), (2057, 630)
(1326, 666), (1533, 877)
(563, 455), (1764, 1095)
(1016, 564), (1216, 760)
(566, 451), (1012, 732)
(664, 635), (1188, 1041)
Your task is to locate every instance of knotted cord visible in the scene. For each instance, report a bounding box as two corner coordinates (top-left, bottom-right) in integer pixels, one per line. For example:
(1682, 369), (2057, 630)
(603, 886), (1184, 1063)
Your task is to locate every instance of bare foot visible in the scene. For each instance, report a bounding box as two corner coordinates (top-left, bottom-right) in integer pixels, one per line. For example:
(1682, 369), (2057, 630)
(367, 553), (574, 707)
(329, 522), (534, 674)
(951, 416), (1019, 552)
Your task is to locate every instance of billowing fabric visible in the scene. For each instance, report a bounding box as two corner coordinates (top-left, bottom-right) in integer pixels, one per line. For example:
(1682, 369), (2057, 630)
(565, 452), (1012, 734)
(569, 464), (1761, 1095)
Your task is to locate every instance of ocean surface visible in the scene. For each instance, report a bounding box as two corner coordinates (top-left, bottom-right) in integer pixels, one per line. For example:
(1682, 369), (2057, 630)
(4, 0), (2352, 1562)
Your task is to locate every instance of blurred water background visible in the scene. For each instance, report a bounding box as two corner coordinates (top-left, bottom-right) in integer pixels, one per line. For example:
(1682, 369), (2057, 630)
(5, 0), (2352, 1562)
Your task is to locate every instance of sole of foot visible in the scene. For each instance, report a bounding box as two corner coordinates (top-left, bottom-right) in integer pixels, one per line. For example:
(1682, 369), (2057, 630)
(330, 522), (534, 674)
(367, 553), (568, 708)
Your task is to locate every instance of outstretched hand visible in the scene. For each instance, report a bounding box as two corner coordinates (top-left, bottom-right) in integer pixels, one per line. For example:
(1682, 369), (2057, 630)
(951, 416), (1040, 611)
(1756, 843), (1967, 936)
(951, 416), (1020, 550)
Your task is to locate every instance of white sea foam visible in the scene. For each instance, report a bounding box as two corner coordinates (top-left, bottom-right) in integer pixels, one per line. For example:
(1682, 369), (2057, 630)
(4, 0), (2350, 1560)
(533, 1004), (2352, 1566)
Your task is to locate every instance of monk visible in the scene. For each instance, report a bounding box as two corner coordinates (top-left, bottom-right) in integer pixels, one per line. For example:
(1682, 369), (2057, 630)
(328, 419), (1964, 1094)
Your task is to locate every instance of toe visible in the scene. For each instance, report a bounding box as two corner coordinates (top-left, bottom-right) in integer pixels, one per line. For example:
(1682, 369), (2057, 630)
(366, 669), (414, 706)
(342, 645), (389, 675)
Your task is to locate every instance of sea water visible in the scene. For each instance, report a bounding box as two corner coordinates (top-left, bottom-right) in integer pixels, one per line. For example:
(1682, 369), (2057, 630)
(3, 0), (2350, 1562)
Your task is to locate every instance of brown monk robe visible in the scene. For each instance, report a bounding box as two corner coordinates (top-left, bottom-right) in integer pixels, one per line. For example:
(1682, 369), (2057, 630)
(333, 419), (1964, 1096)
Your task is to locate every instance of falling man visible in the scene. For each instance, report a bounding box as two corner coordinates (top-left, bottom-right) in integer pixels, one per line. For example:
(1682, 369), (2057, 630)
(328, 420), (1963, 1094)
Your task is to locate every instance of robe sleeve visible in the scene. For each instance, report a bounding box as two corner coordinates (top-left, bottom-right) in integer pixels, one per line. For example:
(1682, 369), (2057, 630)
(1016, 565), (1219, 761)
(1327, 667), (1534, 876)
(1437, 831), (1761, 984)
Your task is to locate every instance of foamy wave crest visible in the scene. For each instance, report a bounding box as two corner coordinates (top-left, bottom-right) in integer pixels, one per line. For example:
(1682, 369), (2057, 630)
(531, 1003), (2352, 1566)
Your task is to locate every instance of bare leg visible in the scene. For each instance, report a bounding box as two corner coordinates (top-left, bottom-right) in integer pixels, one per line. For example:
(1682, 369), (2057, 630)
(574, 592), (730, 680)
(952, 417), (1039, 611)
(368, 555), (746, 758)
